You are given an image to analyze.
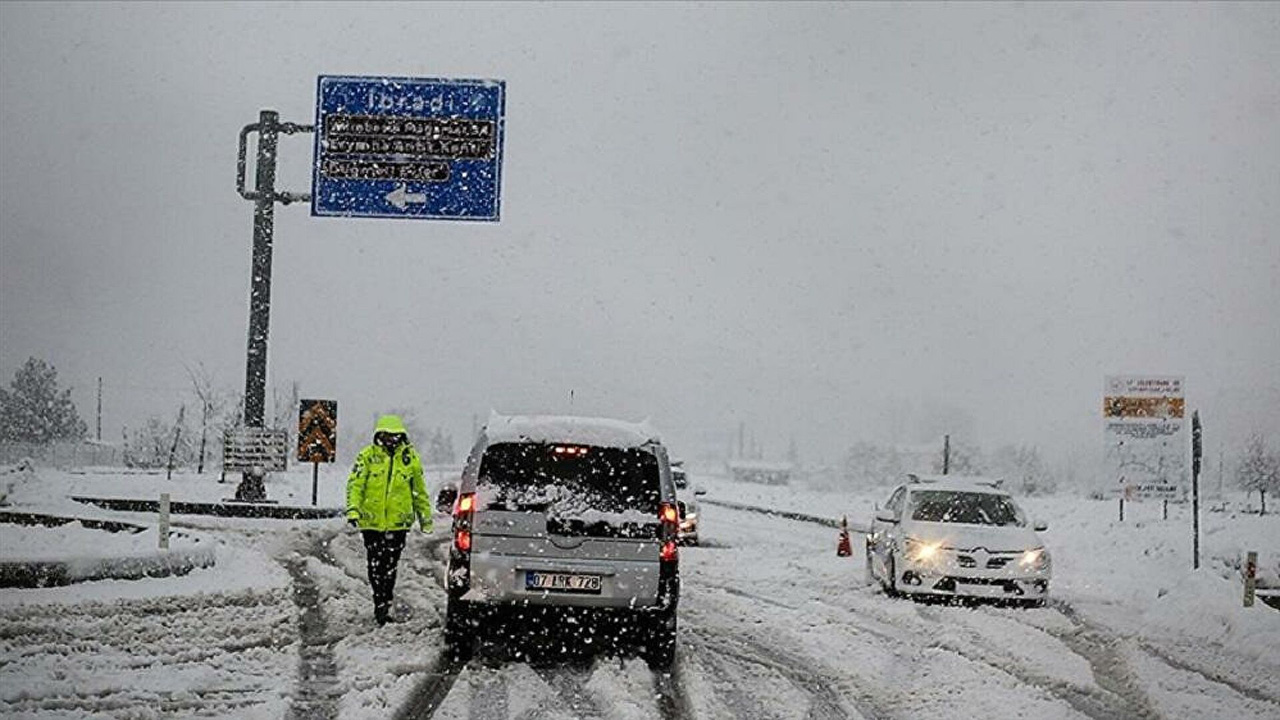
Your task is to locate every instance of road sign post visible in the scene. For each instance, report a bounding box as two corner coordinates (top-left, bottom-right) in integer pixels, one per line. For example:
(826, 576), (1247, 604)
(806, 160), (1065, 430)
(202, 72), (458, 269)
(1192, 411), (1202, 570)
(312, 76), (506, 220)
(234, 110), (313, 502)
(298, 399), (338, 506)
(233, 76), (504, 502)
(1103, 375), (1187, 509)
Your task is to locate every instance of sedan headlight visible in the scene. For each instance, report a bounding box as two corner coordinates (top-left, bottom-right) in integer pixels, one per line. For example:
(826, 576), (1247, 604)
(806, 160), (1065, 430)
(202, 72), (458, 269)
(1020, 547), (1049, 569)
(904, 538), (943, 563)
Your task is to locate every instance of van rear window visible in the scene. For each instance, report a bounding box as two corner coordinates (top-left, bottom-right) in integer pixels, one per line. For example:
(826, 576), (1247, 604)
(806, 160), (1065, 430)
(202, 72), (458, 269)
(477, 442), (661, 517)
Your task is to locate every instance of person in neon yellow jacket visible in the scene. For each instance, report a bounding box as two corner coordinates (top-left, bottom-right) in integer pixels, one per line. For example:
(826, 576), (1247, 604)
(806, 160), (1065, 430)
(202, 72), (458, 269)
(346, 414), (433, 625)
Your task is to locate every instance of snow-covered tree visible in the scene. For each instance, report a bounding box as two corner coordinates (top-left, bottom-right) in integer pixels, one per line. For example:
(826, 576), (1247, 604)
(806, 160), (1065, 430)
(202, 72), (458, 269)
(1236, 433), (1280, 515)
(843, 441), (904, 487)
(0, 357), (87, 444)
(123, 411), (193, 469)
(932, 437), (985, 476)
(990, 444), (1056, 495)
(422, 427), (456, 465)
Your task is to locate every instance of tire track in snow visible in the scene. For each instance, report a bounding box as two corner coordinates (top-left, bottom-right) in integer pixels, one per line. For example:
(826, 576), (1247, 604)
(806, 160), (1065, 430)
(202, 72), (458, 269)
(282, 535), (343, 720)
(911, 603), (1156, 720)
(466, 665), (510, 720)
(686, 626), (871, 720)
(529, 660), (608, 719)
(0, 587), (292, 717)
(1135, 640), (1280, 707)
(304, 527), (468, 720)
(1048, 601), (1279, 715)
(653, 660), (697, 720)
(393, 653), (469, 720)
(759, 587), (1144, 720)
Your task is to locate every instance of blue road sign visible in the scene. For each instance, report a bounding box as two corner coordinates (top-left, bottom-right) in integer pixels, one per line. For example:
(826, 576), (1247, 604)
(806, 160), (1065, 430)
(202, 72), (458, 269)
(312, 76), (505, 221)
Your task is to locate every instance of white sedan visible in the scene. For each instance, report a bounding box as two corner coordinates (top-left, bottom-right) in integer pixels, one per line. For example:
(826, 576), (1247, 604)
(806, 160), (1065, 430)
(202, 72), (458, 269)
(866, 475), (1051, 605)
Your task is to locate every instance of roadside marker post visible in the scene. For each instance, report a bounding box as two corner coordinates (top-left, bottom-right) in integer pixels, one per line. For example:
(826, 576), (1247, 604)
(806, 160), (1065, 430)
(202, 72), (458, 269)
(1244, 551), (1257, 608)
(159, 493), (170, 550)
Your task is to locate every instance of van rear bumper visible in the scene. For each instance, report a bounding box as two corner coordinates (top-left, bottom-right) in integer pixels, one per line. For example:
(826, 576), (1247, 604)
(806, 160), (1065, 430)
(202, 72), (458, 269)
(464, 552), (664, 609)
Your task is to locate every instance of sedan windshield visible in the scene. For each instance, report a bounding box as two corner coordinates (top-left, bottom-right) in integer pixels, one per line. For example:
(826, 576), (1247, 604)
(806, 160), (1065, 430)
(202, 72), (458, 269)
(908, 490), (1024, 526)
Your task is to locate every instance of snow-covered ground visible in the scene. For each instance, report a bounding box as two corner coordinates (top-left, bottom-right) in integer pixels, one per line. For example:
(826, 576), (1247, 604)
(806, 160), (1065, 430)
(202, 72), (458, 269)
(1, 463), (1277, 719)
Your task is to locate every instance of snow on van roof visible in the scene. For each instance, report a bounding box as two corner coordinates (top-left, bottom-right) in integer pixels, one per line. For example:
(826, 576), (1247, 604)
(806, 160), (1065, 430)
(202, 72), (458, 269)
(483, 413), (661, 449)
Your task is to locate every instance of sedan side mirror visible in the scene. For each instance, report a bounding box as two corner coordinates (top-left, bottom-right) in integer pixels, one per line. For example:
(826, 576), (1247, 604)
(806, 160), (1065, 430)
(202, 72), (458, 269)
(1033, 520), (1048, 531)
(874, 509), (897, 524)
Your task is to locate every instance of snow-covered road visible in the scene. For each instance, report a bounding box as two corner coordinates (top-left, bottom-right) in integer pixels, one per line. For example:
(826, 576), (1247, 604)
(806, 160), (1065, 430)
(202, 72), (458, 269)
(3, 475), (1277, 720)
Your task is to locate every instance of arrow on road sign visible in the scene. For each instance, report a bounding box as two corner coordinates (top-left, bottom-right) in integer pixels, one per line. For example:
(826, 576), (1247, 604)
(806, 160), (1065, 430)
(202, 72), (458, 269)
(298, 399), (338, 463)
(385, 183), (427, 210)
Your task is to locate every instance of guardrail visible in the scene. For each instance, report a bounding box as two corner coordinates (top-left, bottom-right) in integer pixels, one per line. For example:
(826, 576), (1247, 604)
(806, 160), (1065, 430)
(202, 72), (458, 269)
(699, 497), (869, 533)
(71, 496), (344, 520)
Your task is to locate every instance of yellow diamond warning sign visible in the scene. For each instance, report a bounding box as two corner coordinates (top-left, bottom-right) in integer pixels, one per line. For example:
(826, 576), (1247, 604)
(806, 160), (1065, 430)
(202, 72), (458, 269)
(298, 399), (338, 463)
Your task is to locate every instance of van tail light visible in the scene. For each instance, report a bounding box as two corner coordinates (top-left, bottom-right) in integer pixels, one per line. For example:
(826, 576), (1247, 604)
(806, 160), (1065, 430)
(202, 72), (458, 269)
(661, 503), (679, 525)
(660, 540), (678, 562)
(449, 492), (477, 594)
(657, 501), (681, 609)
(659, 502), (679, 564)
(456, 493), (475, 515)
(453, 492), (476, 553)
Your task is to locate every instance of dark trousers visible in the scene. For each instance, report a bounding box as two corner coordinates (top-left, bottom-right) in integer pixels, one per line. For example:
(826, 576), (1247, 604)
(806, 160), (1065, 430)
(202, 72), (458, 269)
(361, 530), (407, 623)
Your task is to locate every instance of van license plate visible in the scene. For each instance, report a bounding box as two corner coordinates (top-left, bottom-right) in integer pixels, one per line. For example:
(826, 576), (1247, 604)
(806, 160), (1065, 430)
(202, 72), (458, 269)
(525, 571), (602, 594)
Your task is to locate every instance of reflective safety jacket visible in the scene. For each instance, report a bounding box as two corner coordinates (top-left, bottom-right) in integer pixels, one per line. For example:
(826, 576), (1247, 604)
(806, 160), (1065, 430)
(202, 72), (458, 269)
(346, 440), (432, 532)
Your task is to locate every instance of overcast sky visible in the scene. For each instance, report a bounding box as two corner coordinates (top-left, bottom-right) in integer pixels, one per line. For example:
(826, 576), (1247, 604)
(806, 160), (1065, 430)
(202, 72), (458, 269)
(2, 2), (1277, 466)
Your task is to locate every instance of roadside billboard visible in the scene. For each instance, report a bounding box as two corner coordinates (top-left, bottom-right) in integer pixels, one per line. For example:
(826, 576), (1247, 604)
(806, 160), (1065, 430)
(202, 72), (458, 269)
(1103, 375), (1186, 501)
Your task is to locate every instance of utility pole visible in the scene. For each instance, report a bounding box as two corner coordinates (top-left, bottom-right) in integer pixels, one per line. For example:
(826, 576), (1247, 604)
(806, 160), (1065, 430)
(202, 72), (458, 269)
(1192, 410), (1202, 570)
(943, 434), (951, 475)
(234, 109), (312, 501)
(96, 376), (102, 441)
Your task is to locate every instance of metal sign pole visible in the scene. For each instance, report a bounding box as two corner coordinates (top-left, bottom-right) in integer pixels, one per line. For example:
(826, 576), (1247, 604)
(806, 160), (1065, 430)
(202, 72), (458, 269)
(244, 109), (278, 432)
(234, 110), (312, 502)
(1192, 410), (1202, 570)
(312, 461), (319, 506)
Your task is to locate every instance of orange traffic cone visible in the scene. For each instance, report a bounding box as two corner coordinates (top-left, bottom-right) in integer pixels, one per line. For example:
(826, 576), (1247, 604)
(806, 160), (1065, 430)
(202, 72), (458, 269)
(836, 515), (852, 557)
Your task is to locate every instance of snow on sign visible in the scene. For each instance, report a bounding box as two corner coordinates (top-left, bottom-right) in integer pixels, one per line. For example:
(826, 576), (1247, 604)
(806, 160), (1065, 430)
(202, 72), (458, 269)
(297, 399), (337, 463)
(223, 427), (288, 473)
(1103, 375), (1186, 501)
(311, 75), (505, 220)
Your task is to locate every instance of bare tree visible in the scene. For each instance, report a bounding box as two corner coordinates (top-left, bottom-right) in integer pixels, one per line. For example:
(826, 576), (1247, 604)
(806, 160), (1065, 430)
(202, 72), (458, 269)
(1236, 433), (1280, 515)
(269, 381), (300, 454)
(184, 363), (225, 474)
